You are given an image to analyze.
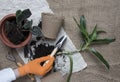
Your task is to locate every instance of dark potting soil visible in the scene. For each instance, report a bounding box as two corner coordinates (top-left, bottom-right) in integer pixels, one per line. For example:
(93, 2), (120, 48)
(23, 29), (62, 72)
(24, 41), (61, 59)
(34, 43), (55, 59)
(24, 42), (62, 69)
(34, 43), (62, 72)
(5, 20), (29, 45)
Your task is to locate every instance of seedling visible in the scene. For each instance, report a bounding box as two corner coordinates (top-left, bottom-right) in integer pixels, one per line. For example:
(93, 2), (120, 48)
(57, 15), (116, 82)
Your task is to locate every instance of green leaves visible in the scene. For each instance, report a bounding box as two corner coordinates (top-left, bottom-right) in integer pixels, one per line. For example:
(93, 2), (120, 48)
(89, 25), (97, 41)
(16, 9), (32, 24)
(80, 15), (86, 29)
(57, 15), (116, 82)
(67, 55), (73, 82)
(92, 38), (116, 44)
(73, 15), (116, 69)
(89, 48), (110, 69)
(15, 9), (43, 36)
(74, 16), (89, 41)
(31, 26), (42, 36)
(23, 20), (33, 29)
(16, 10), (22, 17)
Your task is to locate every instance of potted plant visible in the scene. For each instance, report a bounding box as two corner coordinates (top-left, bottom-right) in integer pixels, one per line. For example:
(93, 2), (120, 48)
(0, 9), (41, 48)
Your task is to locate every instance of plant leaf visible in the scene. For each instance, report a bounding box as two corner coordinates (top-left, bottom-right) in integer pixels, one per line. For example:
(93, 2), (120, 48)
(73, 16), (89, 41)
(80, 41), (86, 51)
(16, 10), (22, 17)
(16, 9), (32, 24)
(92, 38), (115, 44)
(80, 15), (89, 41)
(89, 48), (110, 69)
(22, 9), (32, 18)
(80, 15), (86, 29)
(89, 24), (97, 41)
(31, 26), (42, 36)
(23, 20), (33, 29)
(67, 54), (73, 82)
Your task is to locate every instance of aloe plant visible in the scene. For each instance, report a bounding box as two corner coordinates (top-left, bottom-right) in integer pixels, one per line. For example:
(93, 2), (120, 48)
(73, 15), (115, 69)
(57, 15), (116, 82)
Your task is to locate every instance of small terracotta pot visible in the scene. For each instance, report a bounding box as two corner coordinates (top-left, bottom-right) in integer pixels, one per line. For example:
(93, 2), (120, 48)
(0, 14), (32, 48)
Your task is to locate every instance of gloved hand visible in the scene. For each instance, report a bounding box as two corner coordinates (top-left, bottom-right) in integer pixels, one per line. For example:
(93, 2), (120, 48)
(18, 55), (54, 76)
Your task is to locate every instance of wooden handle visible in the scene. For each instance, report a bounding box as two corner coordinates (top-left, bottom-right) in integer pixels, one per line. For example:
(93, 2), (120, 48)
(50, 47), (58, 57)
(17, 62), (35, 81)
(43, 47), (58, 66)
(17, 62), (23, 67)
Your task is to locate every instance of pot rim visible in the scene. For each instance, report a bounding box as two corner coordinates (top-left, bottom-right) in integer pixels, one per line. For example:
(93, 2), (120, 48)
(0, 14), (32, 48)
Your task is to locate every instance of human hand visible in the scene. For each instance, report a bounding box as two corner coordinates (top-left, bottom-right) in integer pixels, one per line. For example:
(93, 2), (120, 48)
(18, 55), (54, 76)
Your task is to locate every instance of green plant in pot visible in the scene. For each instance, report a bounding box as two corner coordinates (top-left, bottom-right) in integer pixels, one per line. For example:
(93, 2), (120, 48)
(0, 9), (41, 48)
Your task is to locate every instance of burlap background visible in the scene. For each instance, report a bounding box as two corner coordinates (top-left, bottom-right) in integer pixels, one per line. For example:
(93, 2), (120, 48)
(42, 0), (120, 82)
(0, 0), (120, 82)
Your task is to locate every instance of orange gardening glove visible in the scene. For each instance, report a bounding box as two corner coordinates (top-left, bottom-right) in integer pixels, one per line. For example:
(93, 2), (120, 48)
(18, 55), (54, 76)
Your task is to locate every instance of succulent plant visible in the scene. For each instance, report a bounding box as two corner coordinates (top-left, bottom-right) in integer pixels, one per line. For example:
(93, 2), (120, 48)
(16, 9), (42, 36)
(4, 9), (42, 44)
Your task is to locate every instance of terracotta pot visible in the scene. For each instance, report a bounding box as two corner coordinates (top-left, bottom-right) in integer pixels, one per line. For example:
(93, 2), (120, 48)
(0, 14), (32, 48)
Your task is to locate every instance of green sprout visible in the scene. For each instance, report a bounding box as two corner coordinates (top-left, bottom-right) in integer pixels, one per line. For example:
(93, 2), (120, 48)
(57, 15), (116, 82)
